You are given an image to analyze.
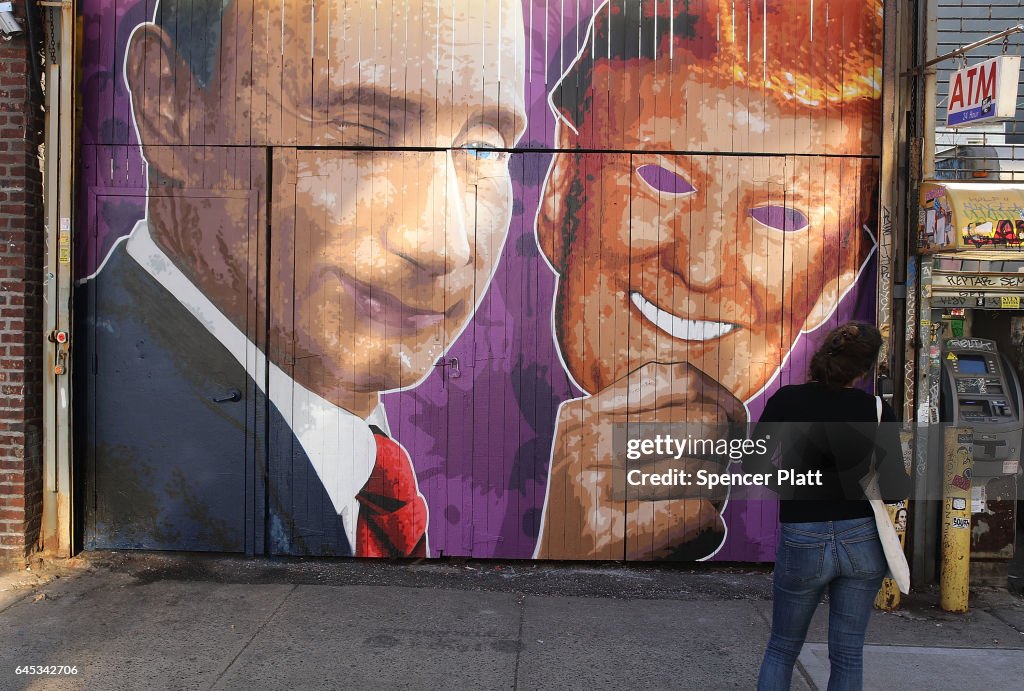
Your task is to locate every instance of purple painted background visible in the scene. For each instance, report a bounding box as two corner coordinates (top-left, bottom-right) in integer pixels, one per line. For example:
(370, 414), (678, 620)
(77, 0), (877, 561)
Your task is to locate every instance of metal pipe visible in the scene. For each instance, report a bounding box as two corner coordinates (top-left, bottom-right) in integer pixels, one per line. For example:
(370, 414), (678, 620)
(910, 0), (941, 592)
(875, 0), (898, 381)
(22, 0), (43, 100)
(912, 267), (938, 587)
(873, 0), (904, 613)
(901, 24), (1024, 76)
(922, 11), (938, 180)
(54, 0), (74, 555)
(40, 0), (74, 556)
(40, 11), (60, 543)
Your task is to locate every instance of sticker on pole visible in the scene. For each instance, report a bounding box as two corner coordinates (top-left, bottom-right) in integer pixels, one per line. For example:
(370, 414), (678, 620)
(971, 485), (986, 514)
(58, 231), (70, 265)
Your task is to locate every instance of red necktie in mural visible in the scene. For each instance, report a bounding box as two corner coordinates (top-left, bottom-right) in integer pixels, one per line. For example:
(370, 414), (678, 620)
(355, 427), (428, 558)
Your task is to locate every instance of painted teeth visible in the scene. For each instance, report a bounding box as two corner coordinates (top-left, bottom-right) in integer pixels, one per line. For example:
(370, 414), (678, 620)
(630, 292), (738, 341)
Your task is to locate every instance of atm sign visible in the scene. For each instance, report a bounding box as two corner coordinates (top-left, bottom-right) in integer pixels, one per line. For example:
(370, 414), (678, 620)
(946, 56), (1021, 128)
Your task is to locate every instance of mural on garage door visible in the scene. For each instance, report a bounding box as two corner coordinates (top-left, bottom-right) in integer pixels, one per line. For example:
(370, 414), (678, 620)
(76, 0), (882, 560)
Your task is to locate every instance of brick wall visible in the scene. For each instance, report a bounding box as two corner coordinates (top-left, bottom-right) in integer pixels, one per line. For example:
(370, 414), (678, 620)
(0, 7), (45, 565)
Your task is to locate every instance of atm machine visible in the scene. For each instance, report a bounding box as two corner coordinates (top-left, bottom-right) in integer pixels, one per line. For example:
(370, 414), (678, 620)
(941, 338), (1023, 568)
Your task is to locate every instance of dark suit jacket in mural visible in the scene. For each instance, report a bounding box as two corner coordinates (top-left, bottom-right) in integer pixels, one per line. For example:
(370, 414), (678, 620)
(77, 239), (352, 556)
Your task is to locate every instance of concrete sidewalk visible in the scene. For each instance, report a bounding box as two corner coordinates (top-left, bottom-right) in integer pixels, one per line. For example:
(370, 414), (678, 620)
(0, 554), (1022, 690)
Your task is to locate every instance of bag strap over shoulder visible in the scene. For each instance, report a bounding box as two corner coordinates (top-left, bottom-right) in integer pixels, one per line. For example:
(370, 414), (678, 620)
(869, 395), (883, 474)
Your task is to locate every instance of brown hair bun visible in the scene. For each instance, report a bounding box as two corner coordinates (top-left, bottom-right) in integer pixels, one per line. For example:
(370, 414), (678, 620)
(810, 322), (882, 387)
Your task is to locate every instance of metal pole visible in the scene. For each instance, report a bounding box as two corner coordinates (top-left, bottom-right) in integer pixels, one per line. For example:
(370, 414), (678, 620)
(910, 0), (941, 590)
(875, 0), (898, 379)
(902, 24), (1024, 75)
(39, 0), (73, 556)
(873, 0), (904, 613)
(940, 427), (973, 612)
(21, 0), (43, 102)
(922, 19), (937, 181)
(55, 0), (73, 555)
(40, 4), (60, 551)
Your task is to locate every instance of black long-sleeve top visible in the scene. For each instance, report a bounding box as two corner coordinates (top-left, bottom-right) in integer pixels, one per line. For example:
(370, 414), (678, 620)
(744, 382), (913, 523)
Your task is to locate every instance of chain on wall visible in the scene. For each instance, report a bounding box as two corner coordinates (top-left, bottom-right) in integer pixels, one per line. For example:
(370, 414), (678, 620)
(43, 4), (56, 65)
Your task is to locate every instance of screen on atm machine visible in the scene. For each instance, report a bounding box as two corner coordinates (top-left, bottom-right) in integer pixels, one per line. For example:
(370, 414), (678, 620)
(958, 355), (988, 374)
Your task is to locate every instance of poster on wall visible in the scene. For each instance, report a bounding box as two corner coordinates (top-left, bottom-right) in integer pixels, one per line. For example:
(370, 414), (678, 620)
(76, 0), (883, 562)
(918, 182), (1024, 253)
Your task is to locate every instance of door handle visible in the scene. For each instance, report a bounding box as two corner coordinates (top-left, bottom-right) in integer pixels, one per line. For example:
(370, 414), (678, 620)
(212, 389), (242, 403)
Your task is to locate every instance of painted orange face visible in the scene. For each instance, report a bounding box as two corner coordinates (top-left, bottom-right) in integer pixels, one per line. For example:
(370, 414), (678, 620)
(128, 0), (527, 414)
(539, 60), (879, 401)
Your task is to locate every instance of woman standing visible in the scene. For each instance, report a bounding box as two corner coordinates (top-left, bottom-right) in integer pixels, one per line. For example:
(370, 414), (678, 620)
(749, 322), (912, 691)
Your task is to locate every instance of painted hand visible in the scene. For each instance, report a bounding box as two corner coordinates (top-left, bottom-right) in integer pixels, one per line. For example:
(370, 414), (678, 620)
(535, 361), (747, 561)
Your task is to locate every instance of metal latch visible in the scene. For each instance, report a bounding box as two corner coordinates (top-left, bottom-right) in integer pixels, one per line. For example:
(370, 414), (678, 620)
(49, 330), (69, 375)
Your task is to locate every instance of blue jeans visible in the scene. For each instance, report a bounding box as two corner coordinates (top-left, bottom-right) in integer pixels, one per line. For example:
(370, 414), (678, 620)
(758, 518), (887, 691)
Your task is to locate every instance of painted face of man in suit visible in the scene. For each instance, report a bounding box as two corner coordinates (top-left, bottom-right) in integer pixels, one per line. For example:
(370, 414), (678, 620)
(126, 0), (527, 417)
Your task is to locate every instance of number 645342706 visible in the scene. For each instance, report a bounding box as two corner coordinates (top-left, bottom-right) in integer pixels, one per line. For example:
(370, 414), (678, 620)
(15, 665), (79, 675)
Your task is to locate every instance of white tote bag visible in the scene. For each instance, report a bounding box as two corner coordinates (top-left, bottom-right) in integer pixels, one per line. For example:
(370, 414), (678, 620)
(861, 396), (911, 594)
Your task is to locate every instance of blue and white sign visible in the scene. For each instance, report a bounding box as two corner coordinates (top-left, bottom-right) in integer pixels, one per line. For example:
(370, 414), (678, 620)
(946, 56), (1021, 128)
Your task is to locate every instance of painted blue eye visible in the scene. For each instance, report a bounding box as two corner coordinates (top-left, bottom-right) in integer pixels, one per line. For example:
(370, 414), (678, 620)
(749, 205), (809, 232)
(464, 144), (506, 162)
(473, 150), (502, 161)
(636, 164), (696, 195)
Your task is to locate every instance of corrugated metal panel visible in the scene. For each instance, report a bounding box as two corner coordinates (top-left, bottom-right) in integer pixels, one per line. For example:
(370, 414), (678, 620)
(934, 1), (1024, 179)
